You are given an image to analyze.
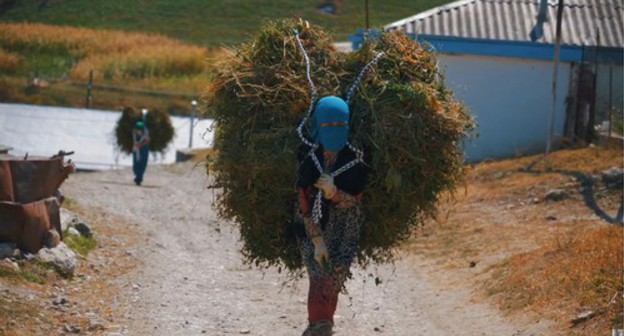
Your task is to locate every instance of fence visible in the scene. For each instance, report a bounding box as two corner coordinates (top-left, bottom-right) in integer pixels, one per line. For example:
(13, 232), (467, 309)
(2, 72), (202, 117)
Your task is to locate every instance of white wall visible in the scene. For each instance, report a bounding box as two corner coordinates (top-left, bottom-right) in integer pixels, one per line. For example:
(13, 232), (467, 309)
(437, 54), (571, 162)
(0, 103), (214, 170)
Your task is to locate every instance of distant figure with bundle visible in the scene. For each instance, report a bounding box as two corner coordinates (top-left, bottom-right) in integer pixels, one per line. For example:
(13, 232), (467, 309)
(296, 96), (369, 336)
(114, 106), (173, 185)
(132, 120), (150, 186)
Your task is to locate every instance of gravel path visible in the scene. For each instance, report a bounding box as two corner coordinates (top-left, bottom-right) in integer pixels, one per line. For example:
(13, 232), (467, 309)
(62, 162), (552, 336)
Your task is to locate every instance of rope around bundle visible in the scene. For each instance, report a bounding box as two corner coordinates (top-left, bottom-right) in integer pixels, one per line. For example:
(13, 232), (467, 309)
(293, 29), (380, 227)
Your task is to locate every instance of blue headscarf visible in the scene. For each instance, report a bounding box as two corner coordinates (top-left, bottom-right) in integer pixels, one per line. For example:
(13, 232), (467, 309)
(312, 96), (349, 152)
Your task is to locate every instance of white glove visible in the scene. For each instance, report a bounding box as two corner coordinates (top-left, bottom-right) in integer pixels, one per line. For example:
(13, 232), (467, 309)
(314, 173), (337, 199)
(311, 236), (330, 272)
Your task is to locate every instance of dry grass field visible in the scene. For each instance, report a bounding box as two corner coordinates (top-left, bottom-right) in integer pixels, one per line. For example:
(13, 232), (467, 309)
(410, 145), (623, 335)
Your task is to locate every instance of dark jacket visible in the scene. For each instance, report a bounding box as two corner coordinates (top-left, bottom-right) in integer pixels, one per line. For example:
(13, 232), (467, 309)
(296, 144), (369, 229)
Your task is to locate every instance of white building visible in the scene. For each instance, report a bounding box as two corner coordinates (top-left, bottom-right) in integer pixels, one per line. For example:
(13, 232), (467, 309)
(351, 0), (623, 161)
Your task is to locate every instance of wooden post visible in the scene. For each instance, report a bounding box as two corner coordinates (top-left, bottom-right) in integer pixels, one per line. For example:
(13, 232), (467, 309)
(608, 64), (613, 137)
(85, 70), (93, 108)
(588, 28), (600, 143)
(365, 0), (370, 30)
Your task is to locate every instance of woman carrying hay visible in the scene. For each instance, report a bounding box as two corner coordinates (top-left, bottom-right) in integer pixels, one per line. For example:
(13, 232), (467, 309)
(132, 120), (150, 186)
(115, 107), (174, 186)
(295, 96), (369, 336)
(204, 19), (474, 336)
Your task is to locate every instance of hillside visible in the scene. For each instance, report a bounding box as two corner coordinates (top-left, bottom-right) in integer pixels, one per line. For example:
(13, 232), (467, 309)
(0, 0), (450, 46)
(0, 0), (451, 112)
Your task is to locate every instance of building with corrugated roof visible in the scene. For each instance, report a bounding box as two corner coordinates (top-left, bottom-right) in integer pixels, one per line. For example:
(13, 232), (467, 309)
(351, 0), (623, 161)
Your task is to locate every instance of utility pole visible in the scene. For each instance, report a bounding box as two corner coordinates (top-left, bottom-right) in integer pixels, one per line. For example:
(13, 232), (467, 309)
(189, 100), (197, 148)
(85, 70), (93, 108)
(545, 0), (565, 159)
(365, 0), (370, 30)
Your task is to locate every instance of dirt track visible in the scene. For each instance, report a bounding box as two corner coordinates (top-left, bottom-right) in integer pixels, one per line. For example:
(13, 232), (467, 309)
(62, 161), (554, 336)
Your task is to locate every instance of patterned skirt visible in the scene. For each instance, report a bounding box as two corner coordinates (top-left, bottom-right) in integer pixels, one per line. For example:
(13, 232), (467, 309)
(296, 204), (364, 291)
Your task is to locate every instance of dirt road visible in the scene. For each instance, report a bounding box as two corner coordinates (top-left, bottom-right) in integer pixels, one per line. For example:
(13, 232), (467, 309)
(62, 162), (552, 336)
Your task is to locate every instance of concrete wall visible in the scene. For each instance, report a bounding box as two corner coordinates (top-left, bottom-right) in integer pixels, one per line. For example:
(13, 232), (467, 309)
(437, 54), (571, 162)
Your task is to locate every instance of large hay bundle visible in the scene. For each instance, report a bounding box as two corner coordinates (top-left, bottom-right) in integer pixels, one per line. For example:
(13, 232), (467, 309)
(204, 19), (475, 271)
(115, 107), (175, 154)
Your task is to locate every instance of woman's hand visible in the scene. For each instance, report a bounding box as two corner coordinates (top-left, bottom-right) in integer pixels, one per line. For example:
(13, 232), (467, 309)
(314, 173), (337, 199)
(303, 216), (330, 271)
(311, 236), (330, 272)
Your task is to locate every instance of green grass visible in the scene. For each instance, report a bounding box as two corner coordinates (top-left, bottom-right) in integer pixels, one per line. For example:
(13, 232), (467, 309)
(612, 109), (624, 135)
(0, 267), (16, 278)
(0, 0), (450, 47)
(0, 261), (50, 283)
(25, 55), (75, 78)
(19, 261), (57, 283)
(20, 270), (46, 284)
(63, 232), (96, 257)
(61, 197), (79, 212)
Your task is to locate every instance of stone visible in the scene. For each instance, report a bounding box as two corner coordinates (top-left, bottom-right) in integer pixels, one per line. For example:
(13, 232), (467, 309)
(52, 296), (68, 306)
(602, 167), (624, 189)
(571, 310), (595, 325)
(545, 189), (567, 202)
(61, 208), (92, 237)
(59, 208), (74, 232)
(43, 229), (61, 248)
(64, 324), (81, 333)
(0, 258), (19, 273)
(0, 243), (20, 259)
(86, 312), (106, 331)
(67, 227), (81, 237)
(73, 222), (92, 238)
(37, 242), (77, 277)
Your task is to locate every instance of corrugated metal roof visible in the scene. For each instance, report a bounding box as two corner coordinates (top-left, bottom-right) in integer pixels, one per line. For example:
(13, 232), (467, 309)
(384, 0), (623, 48)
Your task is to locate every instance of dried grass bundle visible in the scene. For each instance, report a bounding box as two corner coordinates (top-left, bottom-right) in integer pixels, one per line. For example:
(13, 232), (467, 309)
(204, 19), (475, 271)
(115, 107), (175, 154)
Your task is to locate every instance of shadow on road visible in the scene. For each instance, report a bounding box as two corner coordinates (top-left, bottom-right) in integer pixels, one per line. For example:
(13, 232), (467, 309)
(97, 180), (162, 189)
(521, 157), (623, 226)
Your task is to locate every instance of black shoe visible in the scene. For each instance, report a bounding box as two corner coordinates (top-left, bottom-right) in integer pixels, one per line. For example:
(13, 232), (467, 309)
(302, 320), (333, 336)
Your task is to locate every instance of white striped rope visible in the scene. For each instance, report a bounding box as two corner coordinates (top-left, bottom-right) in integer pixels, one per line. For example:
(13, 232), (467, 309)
(345, 52), (384, 104)
(294, 29), (318, 148)
(293, 29), (377, 227)
(342, 52), (383, 168)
